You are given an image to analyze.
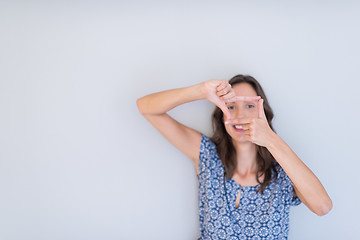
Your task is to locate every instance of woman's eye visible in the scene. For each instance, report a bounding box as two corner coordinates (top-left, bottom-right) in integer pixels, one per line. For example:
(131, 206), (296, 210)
(228, 106), (235, 110)
(246, 105), (255, 109)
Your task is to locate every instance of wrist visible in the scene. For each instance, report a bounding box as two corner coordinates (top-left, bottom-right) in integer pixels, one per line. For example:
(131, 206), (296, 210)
(266, 131), (280, 150)
(194, 82), (207, 100)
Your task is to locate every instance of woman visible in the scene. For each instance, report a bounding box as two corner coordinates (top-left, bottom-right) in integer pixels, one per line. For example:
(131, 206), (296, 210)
(136, 74), (332, 239)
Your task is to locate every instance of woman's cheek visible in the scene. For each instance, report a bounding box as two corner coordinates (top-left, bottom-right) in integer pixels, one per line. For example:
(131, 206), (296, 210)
(223, 114), (231, 123)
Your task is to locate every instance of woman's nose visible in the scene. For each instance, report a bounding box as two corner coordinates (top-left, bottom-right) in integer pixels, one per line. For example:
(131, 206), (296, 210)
(233, 108), (246, 118)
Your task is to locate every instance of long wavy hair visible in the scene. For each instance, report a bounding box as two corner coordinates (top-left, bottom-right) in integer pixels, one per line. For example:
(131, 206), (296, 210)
(210, 74), (279, 194)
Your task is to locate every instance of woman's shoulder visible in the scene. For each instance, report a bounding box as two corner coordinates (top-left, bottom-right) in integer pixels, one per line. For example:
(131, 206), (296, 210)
(273, 163), (285, 179)
(266, 163), (286, 186)
(199, 133), (221, 167)
(272, 163), (295, 187)
(200, 133), (217, 151)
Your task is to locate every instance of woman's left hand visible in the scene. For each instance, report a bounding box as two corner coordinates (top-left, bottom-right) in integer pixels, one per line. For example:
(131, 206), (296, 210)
(225, 98), (277, 148)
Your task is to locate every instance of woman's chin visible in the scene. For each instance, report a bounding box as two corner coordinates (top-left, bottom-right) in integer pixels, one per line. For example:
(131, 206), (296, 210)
(231, 135), (250, 143)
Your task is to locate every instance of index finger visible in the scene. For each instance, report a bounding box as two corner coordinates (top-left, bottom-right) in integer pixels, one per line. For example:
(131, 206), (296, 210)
(218, 101), (232, 121)
(224, 95), (261, 103)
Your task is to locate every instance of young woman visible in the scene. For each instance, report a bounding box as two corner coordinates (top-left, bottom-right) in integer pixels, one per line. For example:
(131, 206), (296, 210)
(136, 74), (332, 239)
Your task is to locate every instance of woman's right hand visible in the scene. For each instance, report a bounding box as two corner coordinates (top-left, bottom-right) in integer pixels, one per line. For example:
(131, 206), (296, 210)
(201, 80), (235, 121)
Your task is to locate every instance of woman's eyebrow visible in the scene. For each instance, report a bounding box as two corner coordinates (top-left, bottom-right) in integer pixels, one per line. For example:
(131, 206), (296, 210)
(226, 101), (255, 104)
(244, 101), (256, 104)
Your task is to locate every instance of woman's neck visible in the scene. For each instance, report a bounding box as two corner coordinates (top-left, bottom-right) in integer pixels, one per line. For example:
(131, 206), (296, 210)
(232, 140), (258, 175)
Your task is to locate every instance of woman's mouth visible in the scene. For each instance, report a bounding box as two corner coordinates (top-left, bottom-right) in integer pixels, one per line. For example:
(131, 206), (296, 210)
(233, 125), (245, 132)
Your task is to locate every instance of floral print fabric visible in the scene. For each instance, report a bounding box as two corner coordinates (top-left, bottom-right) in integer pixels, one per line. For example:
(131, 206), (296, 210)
(197, 134), (301, 240)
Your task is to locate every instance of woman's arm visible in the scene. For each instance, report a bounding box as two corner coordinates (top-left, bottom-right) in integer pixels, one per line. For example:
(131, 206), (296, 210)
(137, 83), (205, 115)
(266, 133), (333, 216)
(136, 80), (235, 174)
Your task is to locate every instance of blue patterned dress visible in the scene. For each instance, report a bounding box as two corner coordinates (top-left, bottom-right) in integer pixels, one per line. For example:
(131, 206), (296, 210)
(197, 134), (301, 240)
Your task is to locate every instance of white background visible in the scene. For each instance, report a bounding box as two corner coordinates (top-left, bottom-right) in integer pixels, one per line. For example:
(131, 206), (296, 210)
(0, 1), (359, 239)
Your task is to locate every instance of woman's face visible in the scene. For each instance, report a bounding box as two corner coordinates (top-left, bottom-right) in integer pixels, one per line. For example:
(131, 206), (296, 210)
(224, 83), (260, 143)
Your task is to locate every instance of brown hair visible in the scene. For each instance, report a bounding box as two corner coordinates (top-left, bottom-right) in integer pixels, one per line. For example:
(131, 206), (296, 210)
(210, 74), (279, 194)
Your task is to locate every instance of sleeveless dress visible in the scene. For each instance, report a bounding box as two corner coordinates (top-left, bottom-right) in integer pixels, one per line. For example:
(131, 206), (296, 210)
(197, 133), (301, 240)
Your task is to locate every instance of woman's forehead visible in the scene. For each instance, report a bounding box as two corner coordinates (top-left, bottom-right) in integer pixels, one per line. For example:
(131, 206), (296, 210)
(232, 83), (257, 96)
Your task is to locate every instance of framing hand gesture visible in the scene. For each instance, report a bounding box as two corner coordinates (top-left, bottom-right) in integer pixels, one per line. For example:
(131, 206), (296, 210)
(225, 97), (276, 147)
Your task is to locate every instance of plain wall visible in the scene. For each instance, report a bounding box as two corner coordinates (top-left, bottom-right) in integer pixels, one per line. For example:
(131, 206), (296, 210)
(0, 1), (359, 239)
